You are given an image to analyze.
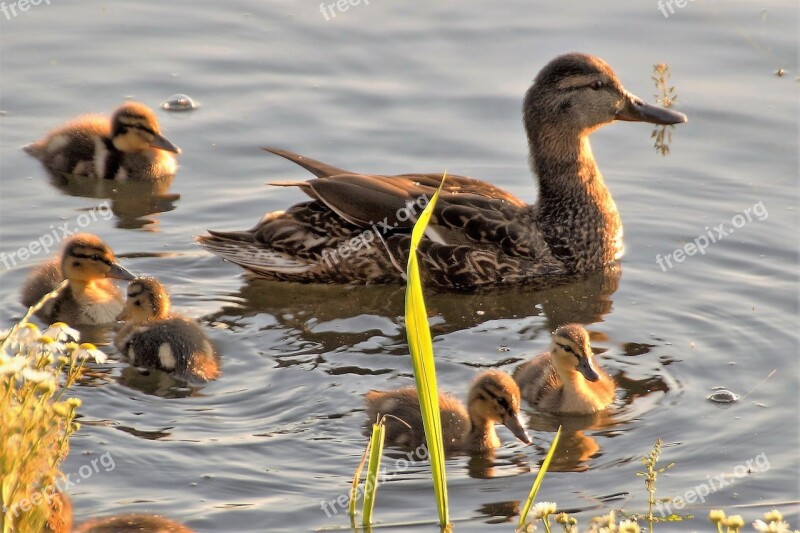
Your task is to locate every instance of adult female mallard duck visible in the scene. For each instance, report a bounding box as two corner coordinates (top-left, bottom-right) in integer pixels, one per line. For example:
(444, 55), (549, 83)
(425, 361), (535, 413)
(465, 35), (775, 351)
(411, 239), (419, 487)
(20, 233), (134, 325)
(513, 324), (615, 414)
(115, 277), (220, 382)
(364, 370), (531, 452)
(197, 53), (686, 290)
(26, 101), (180, 181)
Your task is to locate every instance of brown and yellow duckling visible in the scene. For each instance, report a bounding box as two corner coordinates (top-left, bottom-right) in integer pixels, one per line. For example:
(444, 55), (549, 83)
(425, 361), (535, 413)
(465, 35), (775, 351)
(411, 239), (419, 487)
(20, 233), (134, 325)
(513, 324), (615, 414)
(364, 370), (531, 452)
(115, 277), (220, 382)
(26, 101), (180, 181)
(46, 493), (193, 533)
(198, 52), (686, 290)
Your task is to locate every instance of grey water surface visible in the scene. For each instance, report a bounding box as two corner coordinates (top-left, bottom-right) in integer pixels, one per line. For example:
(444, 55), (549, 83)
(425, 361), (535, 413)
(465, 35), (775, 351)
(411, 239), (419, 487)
(0, 1), (797, 531)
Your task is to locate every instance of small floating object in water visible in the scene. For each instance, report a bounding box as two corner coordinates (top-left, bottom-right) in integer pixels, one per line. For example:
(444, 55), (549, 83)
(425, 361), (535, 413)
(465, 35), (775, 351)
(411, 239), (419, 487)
(708, 389), (739, 404)
(775, 68), (786, 77)
(162, 94), (198, 111)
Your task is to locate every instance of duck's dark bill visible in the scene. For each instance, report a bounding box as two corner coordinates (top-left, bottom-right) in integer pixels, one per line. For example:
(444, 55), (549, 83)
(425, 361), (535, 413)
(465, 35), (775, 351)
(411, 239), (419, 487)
(109, 262), (136, 281)
(150, 133), (181, 154)
(505, 413), (532, 444)
(616, 92), (687, 125)
(576, 357), (600, 382)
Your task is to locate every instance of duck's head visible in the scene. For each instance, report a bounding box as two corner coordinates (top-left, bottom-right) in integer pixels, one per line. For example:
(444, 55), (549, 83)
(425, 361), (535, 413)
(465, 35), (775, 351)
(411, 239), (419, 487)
(110, 102), (181, 154)
(550, 323), (601, 383)
(467, 370), (531, 444)
(60, 233), (134, 284)
(523, 53), (687, 138)
(118, 276), (171, 323)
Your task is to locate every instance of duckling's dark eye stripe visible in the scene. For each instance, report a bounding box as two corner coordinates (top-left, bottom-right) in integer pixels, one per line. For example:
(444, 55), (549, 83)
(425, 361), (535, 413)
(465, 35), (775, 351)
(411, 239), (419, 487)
(479, 386), (515, 416)
(556, 342), (575, 354)
(71, 252), (114, 267)
(127, 288), (145, 298)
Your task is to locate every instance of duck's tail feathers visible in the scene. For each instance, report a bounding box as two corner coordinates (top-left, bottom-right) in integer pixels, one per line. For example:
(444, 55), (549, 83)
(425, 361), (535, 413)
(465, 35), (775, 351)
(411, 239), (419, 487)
(261, 147), (352, 179)
(23, 141), (45, 159)
(195, 233), (313, 275)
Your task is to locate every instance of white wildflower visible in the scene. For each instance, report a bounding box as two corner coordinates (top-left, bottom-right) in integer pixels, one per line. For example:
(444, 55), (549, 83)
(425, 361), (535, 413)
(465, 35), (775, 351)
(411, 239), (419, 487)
(754, 519), (792, 533)
(0, 355), (29, 377)
(73, 343), (107, 364)
(15, 323), (41, 346)
(42, 322), (80, 343)
(532, 501), (557, 519)
(618, 519), (640, 533)
(22, 367), (55, 385)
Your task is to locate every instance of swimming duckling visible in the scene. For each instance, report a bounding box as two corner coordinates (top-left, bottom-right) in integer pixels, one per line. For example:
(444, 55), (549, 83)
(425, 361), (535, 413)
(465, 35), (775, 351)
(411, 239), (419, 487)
(115, 277), (220, 382)
(364, 370), (531, 452)
(513, 324), (615, 414)
(20, 233), (134, 325)
(198, 52), (687, 290)
(74, 514), (194, 533)
(46, 493), (193, 533)
(26, 101), (180, 181)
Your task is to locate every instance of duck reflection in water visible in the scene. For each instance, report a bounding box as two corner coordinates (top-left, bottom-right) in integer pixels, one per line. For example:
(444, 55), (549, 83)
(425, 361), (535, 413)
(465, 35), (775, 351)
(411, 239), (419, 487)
(45, 171), (180, 230)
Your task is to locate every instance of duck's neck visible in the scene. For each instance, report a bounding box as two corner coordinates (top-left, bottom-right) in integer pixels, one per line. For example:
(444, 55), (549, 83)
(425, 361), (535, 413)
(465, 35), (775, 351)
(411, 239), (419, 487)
(68, 279), (118, 304)
(557, 370), (604, 412)
(467, 414), (500, 452)
(529, 130), (623, 271)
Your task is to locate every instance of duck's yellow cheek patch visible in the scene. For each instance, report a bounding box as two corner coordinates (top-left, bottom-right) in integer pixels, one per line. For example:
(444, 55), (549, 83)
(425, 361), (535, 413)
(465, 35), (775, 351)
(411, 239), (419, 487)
(158, 343), (176, 369)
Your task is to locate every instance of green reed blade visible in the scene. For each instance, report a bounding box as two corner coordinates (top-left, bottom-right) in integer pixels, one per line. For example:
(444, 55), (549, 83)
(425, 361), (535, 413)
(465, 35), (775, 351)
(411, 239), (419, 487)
(517, 425), (562, 529)
(361, 420), (386, 526)
(405, 173), (449, 527)
(350, 438), (371, 518)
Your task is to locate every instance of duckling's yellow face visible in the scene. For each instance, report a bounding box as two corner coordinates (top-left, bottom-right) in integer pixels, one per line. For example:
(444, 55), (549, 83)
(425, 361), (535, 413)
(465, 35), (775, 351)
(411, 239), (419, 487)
(60, 235), (134, 284)
(120, 278), (170, 324)
(467, 371), (531, 444)
(111, 103), (180, 154)
(551, 325), (600, 383)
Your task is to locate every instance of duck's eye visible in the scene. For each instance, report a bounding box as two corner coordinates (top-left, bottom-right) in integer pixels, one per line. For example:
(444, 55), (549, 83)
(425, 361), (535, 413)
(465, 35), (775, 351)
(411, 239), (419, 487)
(590, 80), (604, 90)
(134, 301), (141, 306)
(91, 254), (101, 261)
(497, 398), (508, 411)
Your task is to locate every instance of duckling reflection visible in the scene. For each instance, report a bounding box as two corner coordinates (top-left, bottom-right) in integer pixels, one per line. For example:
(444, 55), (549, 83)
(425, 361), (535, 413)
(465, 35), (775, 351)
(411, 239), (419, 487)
(26, 101), (180, 181)
(20, 233), (134, 325)
(364, 370), (531, 452)
(45, 171), (180, 230)
(201, 266), (620, 356)
(525, 412), (613, 473)
(116, 277), (220, 383)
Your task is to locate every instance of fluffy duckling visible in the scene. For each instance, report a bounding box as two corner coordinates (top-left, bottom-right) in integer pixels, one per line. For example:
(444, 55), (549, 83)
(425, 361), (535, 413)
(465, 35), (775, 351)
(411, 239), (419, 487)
(364, 370), (531, 452)
(20, 233), (134, 325)
(26, 101), (180, 181)
(513, 324), (615, 414)
(115, 277), (220, 382)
